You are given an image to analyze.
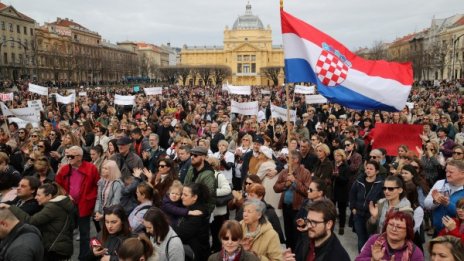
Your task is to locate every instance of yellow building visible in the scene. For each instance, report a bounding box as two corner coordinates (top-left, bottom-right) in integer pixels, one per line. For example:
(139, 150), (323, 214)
(180, 3), (284, 86)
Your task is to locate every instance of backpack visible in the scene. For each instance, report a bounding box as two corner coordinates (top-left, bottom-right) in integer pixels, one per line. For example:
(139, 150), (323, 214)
(165, 235), (194, 261)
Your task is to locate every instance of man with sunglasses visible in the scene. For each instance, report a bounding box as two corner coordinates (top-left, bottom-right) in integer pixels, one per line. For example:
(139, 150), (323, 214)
(284, 199), (350, 261)
(55, 146), (99, 261)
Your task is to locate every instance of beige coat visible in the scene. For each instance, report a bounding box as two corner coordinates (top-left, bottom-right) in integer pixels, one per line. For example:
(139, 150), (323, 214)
(240, 221), (283, 261)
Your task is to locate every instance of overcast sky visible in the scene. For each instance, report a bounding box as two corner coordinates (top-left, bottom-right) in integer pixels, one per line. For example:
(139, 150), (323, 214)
(8, 0), (463, 50)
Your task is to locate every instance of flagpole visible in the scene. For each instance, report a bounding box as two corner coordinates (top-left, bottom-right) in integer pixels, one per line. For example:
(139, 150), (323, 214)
(285, 83), (293, 176)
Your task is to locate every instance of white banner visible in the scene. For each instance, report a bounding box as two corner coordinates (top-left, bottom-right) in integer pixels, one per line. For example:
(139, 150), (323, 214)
(54, 93), (76, 104)
(8, 117), (40, 128)
(305, 95), (328, 104)
(28, 83), (48, 96)
(27, 100), (44, 112)
(79, 92), (87, 96)
(270, 104), (297, 122)
(114, 94), (135, 106)
(223, 84), (251, 95)
(294, 85), (315, 95)
(230, 100), (259, 116)
(0, 102), (40, 122)
(144, 87), (163, 96)
(261, 90), (271, 95)
(406, 102), (414, 109)
(0, 93), (13, 101)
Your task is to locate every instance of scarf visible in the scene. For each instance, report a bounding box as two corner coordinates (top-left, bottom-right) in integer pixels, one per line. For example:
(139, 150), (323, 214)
(221, 247), (242, 261)
(244, 224), (261, 239)
(375, 233), (414, 261)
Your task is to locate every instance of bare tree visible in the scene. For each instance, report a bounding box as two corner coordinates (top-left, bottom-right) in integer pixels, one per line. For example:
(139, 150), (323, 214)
(197, 65), (212, 86)
(261, 66), (282, 86)
(212, 65), (231, 86)
(159, 66), (179, 84)
(177, 65), (191, 86)
(189, 66), (200, 86)
(369, 40), (388, 60)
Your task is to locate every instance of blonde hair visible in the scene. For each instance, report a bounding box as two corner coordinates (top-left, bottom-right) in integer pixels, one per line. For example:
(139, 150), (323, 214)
(102, 160), (121, 181)
(316, 143), (331, 157)
(169, 180), (183, 193)
(334, 149), (347, 161)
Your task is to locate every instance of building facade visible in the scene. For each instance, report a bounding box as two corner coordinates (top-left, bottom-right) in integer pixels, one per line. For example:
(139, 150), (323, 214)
(180, 3), (284, 86)
(0, 3), (36, 82)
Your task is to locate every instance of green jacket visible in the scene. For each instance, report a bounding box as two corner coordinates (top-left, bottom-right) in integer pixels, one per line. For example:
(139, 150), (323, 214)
(183, 163), (216, 214)
(10, 195), (75, 257)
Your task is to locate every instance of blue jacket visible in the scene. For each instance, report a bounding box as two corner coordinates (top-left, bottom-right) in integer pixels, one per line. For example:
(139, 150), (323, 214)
(349, 174), (384, 217)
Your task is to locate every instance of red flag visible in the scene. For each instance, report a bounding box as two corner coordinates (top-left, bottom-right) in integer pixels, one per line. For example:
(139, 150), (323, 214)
(372, 123), (423, 156)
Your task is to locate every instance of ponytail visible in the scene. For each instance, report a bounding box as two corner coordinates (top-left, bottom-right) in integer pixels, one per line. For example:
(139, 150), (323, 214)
(118, 234), (154, 260)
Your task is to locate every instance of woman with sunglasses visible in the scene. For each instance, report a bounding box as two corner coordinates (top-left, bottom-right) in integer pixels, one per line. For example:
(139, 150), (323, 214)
(208, 220), (259, 261)
(356, 210), (424, 261)
(419, 141), (442, 187)
(368, 175), (411, 234)
(148, 158), (178, 198)
(349, 160), (385, 252)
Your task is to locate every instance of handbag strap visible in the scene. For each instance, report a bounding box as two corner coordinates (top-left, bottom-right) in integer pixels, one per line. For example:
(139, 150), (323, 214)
(165, 235), (178, 261)
(48, 215), (69, 252)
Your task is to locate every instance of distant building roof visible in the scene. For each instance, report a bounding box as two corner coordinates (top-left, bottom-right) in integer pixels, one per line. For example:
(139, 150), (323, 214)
(0, 3), (35, 22)
(232, 3), (264, 30)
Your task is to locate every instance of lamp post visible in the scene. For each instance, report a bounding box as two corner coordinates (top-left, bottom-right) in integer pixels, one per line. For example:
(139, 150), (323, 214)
(452, 33), (464, 80)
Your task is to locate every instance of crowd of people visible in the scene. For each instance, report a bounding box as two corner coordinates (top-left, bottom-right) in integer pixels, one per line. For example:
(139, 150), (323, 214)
(0, 79), (463, 261)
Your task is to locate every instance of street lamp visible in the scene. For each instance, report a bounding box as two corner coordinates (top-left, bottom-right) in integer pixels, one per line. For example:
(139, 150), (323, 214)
(452, 33), (464, 80)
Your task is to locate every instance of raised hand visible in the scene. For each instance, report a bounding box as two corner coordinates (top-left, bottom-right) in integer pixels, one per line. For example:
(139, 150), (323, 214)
(371, 241), (385, 261)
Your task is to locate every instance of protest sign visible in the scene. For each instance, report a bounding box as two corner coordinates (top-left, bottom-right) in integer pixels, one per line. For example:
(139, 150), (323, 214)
(372, 123), (423, 156)
(270, 104), (297, 122)
(222, 84), (251, 95)
(79, 92), (87, 96)
(54, 93), (76, 104)
(294, 85), (315, 95)
(27, 100), (44, 112)
(230, 100), (259, 116)
(114, 94), (135, 106)
(0, 93), (13, 101)
(8, 117), (40, 128)
(305, 94), (328, 104)
(144, 87), (163, 96)
(28, 83), (48, 96)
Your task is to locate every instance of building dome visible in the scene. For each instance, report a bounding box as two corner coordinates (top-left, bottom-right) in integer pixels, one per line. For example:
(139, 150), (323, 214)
(232, 3), (264, 30)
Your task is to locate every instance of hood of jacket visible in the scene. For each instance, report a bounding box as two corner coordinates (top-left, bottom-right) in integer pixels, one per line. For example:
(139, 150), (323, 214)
(49, 195), (75, 213)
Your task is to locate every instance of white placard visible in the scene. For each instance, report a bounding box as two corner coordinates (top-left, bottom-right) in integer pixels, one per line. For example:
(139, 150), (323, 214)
(305, 95), (328, 104)
(28, 83), (48, 96)
(54, 93), (76, 104)
(27, 100), (44, 111)
(222, 84), (251, 95)
(0, 93), (13, 101)
(8, 117), (40, 128)
(406, 102), (414, 109)
(261, 90), (271, 95)
(270, 104), (297, 122)
(79, 92), (87, 96)
(230, 100), (259, 116)
(0, 102), (40, 122)
(144, 87), (163, 96)
(294, 85), (315, 94)
(114, 94), (135, 106)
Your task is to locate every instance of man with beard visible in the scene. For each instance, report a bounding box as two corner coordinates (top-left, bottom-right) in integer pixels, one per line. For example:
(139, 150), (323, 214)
(183, 146), (216, 214)
(300, 138), (318, 173)
(284, 199), (350, 261)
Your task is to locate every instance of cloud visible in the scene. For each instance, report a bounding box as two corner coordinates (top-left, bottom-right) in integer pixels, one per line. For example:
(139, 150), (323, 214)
(9, 0), (461, 49)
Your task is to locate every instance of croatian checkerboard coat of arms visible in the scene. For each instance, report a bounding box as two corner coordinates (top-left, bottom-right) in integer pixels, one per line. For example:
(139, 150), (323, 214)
(315, 43), (352, 87)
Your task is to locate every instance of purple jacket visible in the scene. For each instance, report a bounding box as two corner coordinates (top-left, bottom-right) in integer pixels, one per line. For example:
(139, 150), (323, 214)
(161, 194), (188, 226)
(356, 234), (424, 261)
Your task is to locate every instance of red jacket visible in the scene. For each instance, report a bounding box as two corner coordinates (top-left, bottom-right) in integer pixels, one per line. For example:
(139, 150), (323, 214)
(438, 218), (464, 243)
(55, 161), (100, 217)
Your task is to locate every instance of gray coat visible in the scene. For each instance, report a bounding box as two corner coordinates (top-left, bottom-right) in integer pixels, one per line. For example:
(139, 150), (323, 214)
(94, 179), (123, 214)
(154, 227), (185, 261)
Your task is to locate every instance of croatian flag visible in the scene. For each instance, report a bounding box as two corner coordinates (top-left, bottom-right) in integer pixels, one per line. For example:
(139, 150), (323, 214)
(281, 10), (413, 111)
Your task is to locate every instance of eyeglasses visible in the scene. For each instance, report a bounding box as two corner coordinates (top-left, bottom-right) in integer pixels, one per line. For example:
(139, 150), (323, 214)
(31, 135), (38, 138)
(28, 158), (35, 162)
(383, 186), (399, 192)
(66, 155), (78, 159)
(245, 182), (252, 186)
(191, 154), (201, 158)
(37, 145), (44, 148)
(242, 139), (249, 141)
(306, 218), (326, 227)
(344, 143), (351, 146)
(387, 222), (406, 231)
(159, 164), (168, 168)
(307, 188), (318, 193)
(221, 236), (239, 242)
(370, 155), (378, 159)
(49, 133), (56, 136)
(453, 151), (463, 155)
